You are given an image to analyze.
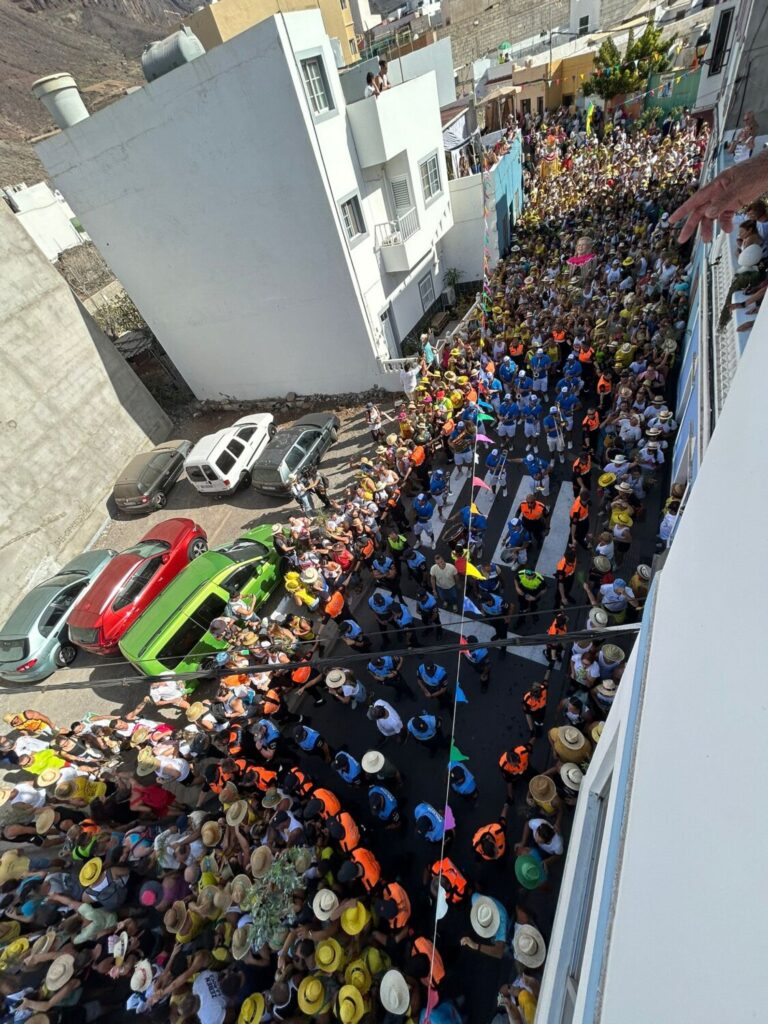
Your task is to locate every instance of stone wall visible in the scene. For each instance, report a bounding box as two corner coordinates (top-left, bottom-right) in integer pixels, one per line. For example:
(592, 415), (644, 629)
(440, 0), (570, 72)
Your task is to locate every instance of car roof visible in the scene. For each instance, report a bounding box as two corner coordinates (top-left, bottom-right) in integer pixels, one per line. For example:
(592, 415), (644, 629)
(186, 416), (271, 464)
(294, 413), (338, 429)
(115, 449), (172, 486)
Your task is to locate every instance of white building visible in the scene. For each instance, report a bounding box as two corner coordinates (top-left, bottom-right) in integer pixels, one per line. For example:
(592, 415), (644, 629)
(34, 11), (456, 400)
(1, 181), (87, 262)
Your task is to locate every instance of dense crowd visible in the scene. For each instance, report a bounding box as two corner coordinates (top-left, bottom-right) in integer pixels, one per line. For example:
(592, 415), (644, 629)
(0, 113), (701, 1024)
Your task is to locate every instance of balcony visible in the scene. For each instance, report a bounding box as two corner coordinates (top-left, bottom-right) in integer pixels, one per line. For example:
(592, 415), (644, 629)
(347, 75), (438, 168)
(374, 206), (428, 272)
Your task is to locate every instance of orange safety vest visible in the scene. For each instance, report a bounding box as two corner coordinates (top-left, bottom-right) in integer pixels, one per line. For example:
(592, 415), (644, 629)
(244, 764), (278, 792)
(430, 858), (467, 904)
(578, 346), (595, 364)
(465, 387), (478, 404)
(523, 686), (548, 712)
(570, 496), (589, 522)
(262, 688), (282, 715)
(332, 810), (360, 852)
(291, 665), (312, 685)
(521, 500), (546, 521)
(441, 418), (456, 437)
(352, 847), (381, 892)
(472, 822), (506, 860)
(382, 882), (411, 929)
(509, 341), (524, 358)
(411, 445), (426, 466)
(360, 538), (375, 560)
(582, 411), (600, 431)
(287, 767), (314, 797)
(324, 591), (345, 618)
(413, 936), (445, 985)
(573, 455), (592, 476)
(547, 617), (568, 636)
(597, 375), (612, 394)
(556, 555), (576, 577)
(552, 330), (565, 342)
(314, 788), (342, 820)
(499, 745), (530, 779)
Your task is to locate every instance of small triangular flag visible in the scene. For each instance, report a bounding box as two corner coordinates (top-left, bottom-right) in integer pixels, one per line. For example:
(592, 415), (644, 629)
(477, 412), (496, 422)
(464, 561), (487, 581)
(463, 597), (482, 616)
(472, 475), (492, 490)
(469, 502), (479, 514)
(444, 804), (456, 830)
(474, 433), (493, 443)
(455, 683), (468, 704)
(449, 742), (469, 762)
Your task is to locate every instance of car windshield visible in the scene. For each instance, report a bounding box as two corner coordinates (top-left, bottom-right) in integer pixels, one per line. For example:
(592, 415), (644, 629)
(47, 571), (88, 587)
(0, 637), (28, 663)
(217, 538), (269, 561)
(155, 592), (227, 671)
(122, 540), (171, 558)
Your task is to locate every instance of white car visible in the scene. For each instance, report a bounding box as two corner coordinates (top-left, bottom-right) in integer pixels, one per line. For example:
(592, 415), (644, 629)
(184, 414), (276, 495)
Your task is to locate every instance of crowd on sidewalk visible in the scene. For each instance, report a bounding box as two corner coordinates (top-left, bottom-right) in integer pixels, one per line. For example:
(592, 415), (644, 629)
(0, 113), (702, 1024)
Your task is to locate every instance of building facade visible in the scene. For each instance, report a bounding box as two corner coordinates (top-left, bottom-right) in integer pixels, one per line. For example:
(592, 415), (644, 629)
(1, 182), (87, 262)
(183, 0), (360, 67)
(35, 12), (457, 400)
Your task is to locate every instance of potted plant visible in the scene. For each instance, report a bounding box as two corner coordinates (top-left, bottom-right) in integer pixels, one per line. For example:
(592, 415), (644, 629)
(442, 267), (464, 308)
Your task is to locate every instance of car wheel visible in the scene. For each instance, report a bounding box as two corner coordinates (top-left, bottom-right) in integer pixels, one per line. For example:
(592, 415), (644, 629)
(329, 427), (338, 442)
(188, 537), (208, 559)
(268, 424), (277, 439)
(238, 470), (252, 491)
(154, 491), (167, 509)
(55, 644), (77, 668)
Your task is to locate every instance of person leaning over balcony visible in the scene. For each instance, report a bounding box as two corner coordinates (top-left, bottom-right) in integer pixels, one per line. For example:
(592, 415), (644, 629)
(726, 110), (758, 163)
(376, 58), (391, 92)
(364, 72), (379, 99)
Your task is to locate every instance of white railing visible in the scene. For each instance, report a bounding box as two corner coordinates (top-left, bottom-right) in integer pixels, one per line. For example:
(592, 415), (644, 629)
(374, 206), (419, 249)
(376, 295), (484, 373)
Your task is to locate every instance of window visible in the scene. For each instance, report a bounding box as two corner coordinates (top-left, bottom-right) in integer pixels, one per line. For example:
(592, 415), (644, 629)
(112, 557), (165, 612)
(418, 272), (435, 312)
(227, 438), (245, 459)
(222, 564), (257, 597)
(708, 7), (733, 76)
(563, 93), (574, 107)
(156, 592), (227, 670)
(419, 154), (442, 202)
(237, 426), (256, 441)
(218, 538), (269, 562)
(391, 176), (412, 213)
(537, 96), (544, 116)
(0, 638), (28, 663)
(340, 0), (347, 7)
(123, 539), (171, 559)
(284, 444), (306, 474)
(349, 35), (358, 54)
(216, 450), (237, 474)
(39, 582), (89, 637)
(578, 14), (589, 35)
(522, 98), (531, 115)
(301, 57), (333, 116)
(340, 195), (366, 240)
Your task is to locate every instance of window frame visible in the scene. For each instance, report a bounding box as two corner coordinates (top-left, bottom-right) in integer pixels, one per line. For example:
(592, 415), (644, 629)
(298, 51), (336, 122)
(418, 272), (436, 313)
(578, 14), (589, 35)
(418, 151), (443, 205)
(338, 190), (368, 246)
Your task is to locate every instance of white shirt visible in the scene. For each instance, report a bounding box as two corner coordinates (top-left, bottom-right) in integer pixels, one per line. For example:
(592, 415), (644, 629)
(11, 783), (46, 809)
(192, 970), (227, 1024)
(400, 367), (419, 392)
(530, 818), (564, 855)
(371, 700), (403, 736)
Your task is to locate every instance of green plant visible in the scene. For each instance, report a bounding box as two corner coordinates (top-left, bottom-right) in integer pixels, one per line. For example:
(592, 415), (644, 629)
(443, 267), (464, 290)
(583, 21), (672, 101)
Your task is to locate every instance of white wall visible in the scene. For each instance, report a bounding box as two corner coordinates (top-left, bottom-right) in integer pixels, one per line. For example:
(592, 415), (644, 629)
(36, 15), (383, 400)
(390, 37), (456, 108)
(442, 173), (491, 281)
(348, 0), (381, 35)
(2, 182), (85, 262)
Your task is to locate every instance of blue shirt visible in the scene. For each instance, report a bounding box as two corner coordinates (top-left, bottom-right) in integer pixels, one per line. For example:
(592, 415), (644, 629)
(530, 353), (551, 378)
(499, 362), (516, 383)
(469, 893), (509, 942)
(523, 455), (550, 477)
(429, 472), (447, 496)
(408, 714), (438, 740)
(498, 400), (519, 423)
(417, 662), (447, 688)
(372, 556), (394, 575)
(558, 393), (578, 414)
(333, 752), (362, 784)
(406, 549), (426, 570)
(257, 718), (280, 745)
(391, 603), (414, 628)
(412, 497), (434, 521)
(485, 450), (502, 468)
(340, 619), (363, 638)
(460, 506), (487, 531)
(564, 358), (582, 377)
(368, 656), (396, 679)
(369, 785), (398, 821)
(369, 591), (394, 615)
(543, 413), (560, 437)
(523, 399), (541, 422)
(296, 726), (321, 752)
(414, 802), (445, 841)
(450, 763), (477, 795)
(480, 592), (504, 615)
(517, 375), (533, 394)
(506, 523), (531, 548)
(464, 646), (489, 664)
(417, 591), (437, 613)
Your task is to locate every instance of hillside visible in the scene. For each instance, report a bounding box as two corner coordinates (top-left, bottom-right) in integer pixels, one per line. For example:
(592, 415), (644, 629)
(0, 0), (195, 184)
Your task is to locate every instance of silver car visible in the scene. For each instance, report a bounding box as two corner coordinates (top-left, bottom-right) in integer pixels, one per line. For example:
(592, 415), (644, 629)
(0, 550), (116, 684)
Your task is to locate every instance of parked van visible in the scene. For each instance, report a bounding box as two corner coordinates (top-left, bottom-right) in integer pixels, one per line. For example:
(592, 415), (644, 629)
(185, 414), (275, 495)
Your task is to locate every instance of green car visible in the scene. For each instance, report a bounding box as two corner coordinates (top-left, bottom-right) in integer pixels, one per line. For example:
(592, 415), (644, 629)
(118, 525), (280, 679)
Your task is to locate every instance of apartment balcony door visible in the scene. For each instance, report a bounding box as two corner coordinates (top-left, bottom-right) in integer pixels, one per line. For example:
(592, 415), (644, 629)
(380, 306), (400, 358)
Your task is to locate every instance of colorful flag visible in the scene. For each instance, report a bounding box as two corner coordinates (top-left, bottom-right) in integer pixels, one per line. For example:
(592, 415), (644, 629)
(444, 805), (456, 829)
(455, 683), (468, 704)
(464, 561), (487, 581)
(449, 742), (469, 763)
(585, 101), (594, 136)
(463, 597), (483, 616)
(477, 412), (496, 422)
(472, 476), (492, 490)
(474, 433), (493, 443)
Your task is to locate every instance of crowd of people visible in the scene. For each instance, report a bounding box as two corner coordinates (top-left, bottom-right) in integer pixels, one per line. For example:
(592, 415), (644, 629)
(0, 111), (704, 1024)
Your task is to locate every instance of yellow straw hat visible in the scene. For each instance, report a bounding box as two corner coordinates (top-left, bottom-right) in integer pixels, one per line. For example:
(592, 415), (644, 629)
(78, 857), (103, 887)
(341, 901), (371, 936)
(315, 937), (344, 974)
(238, 993), (265, 1024)
(298, 975), (328, 1015)
(336, 984), (366, 1024)
(344, 958), (372, 994)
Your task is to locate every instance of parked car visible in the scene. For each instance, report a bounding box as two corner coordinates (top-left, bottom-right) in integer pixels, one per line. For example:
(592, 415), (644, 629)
(67, 518), (208, 656)
(113, 440), (193, 513)
(185, 414), (276, 496)
(118, 525), (280, 678)
(250, 413), (340, 495)
(0, 550), (116, 683)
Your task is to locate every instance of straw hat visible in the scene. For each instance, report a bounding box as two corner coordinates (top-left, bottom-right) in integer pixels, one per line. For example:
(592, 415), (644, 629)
(250, 846), (273, 878)
(316, 937), (344, 974)
(529, 775), (557, 806)
(186, 702), (207, 722)
(553, 726), (591, 764)
(35, 807), (56, 835)
(560, 763), (584, 793)
(558, 726), (586, 751)
(590, 721), (604, 745)
(201, 821), (223, 847)
(380, 969), (410, 1015)
(261, 788), (281, 809)
(325, 668), (346, 689)
(293, 848), (312, 874)
(596, 679), (619, 699)
(341, 901), (370, 936)
(312, 888), (339, 921)
(163, 900), (187, 934)
(78, 857), (103, 888)
(588, 607), (609, 629)
(231, 873), (251, 906)
(129, 726), (150, 747)
(53, 779), (76, 799)
(232, 926), (252, 962)
(45, 954), (75, 992)
(238, 993), (265, 1024)
(0, 788), (14, 807)
(135, 751), (158, 777)
(361, 750), (384, 774)
(597, 472), (616, 488)
(636, 563), (652, 580)
(337, 984), (366, 1024)
(195, 884), (220, 919)
(31, 930), (57, 957)
(345, 958), (372, 994)
(470, 895), (501, 938)
(226, 800), (249, 827)
(515, 853), (546, 890)
(130, 959), (153, 993)
(601, 643), (625, 666)
(513, 924), (547, 967)
(36, 768), (61, 788)
(2, 936), (30, 963)
(298, 975), (327, 1015)
(110, 929), (129, 966)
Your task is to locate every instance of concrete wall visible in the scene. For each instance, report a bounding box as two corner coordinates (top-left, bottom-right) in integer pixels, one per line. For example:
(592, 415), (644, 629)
(183, 0), (359, 66)
(37, 15), (386, 400)
(0, 205), (172, 623)
(2, 182), (85, 262)
(339, 37), (456, 108)
(439, 0), (569, 73)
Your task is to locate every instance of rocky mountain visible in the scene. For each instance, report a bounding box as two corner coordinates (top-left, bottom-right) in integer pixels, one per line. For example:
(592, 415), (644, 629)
(0, 0), (196, 184)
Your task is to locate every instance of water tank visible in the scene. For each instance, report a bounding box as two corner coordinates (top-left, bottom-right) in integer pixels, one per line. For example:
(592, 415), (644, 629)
(31, 74), (89, 130)
(141, 26), (205, 83)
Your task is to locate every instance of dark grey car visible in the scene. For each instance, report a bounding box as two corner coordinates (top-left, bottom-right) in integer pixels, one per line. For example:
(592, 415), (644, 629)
(113, 440), (193, 513)
(250, 414), (340, 495)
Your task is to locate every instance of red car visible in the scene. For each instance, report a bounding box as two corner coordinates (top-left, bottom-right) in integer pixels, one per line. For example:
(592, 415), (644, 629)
(68, 518), (208, 655)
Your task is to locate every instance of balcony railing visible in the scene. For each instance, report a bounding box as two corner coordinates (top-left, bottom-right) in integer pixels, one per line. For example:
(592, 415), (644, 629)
(374, 206), (419, 248)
